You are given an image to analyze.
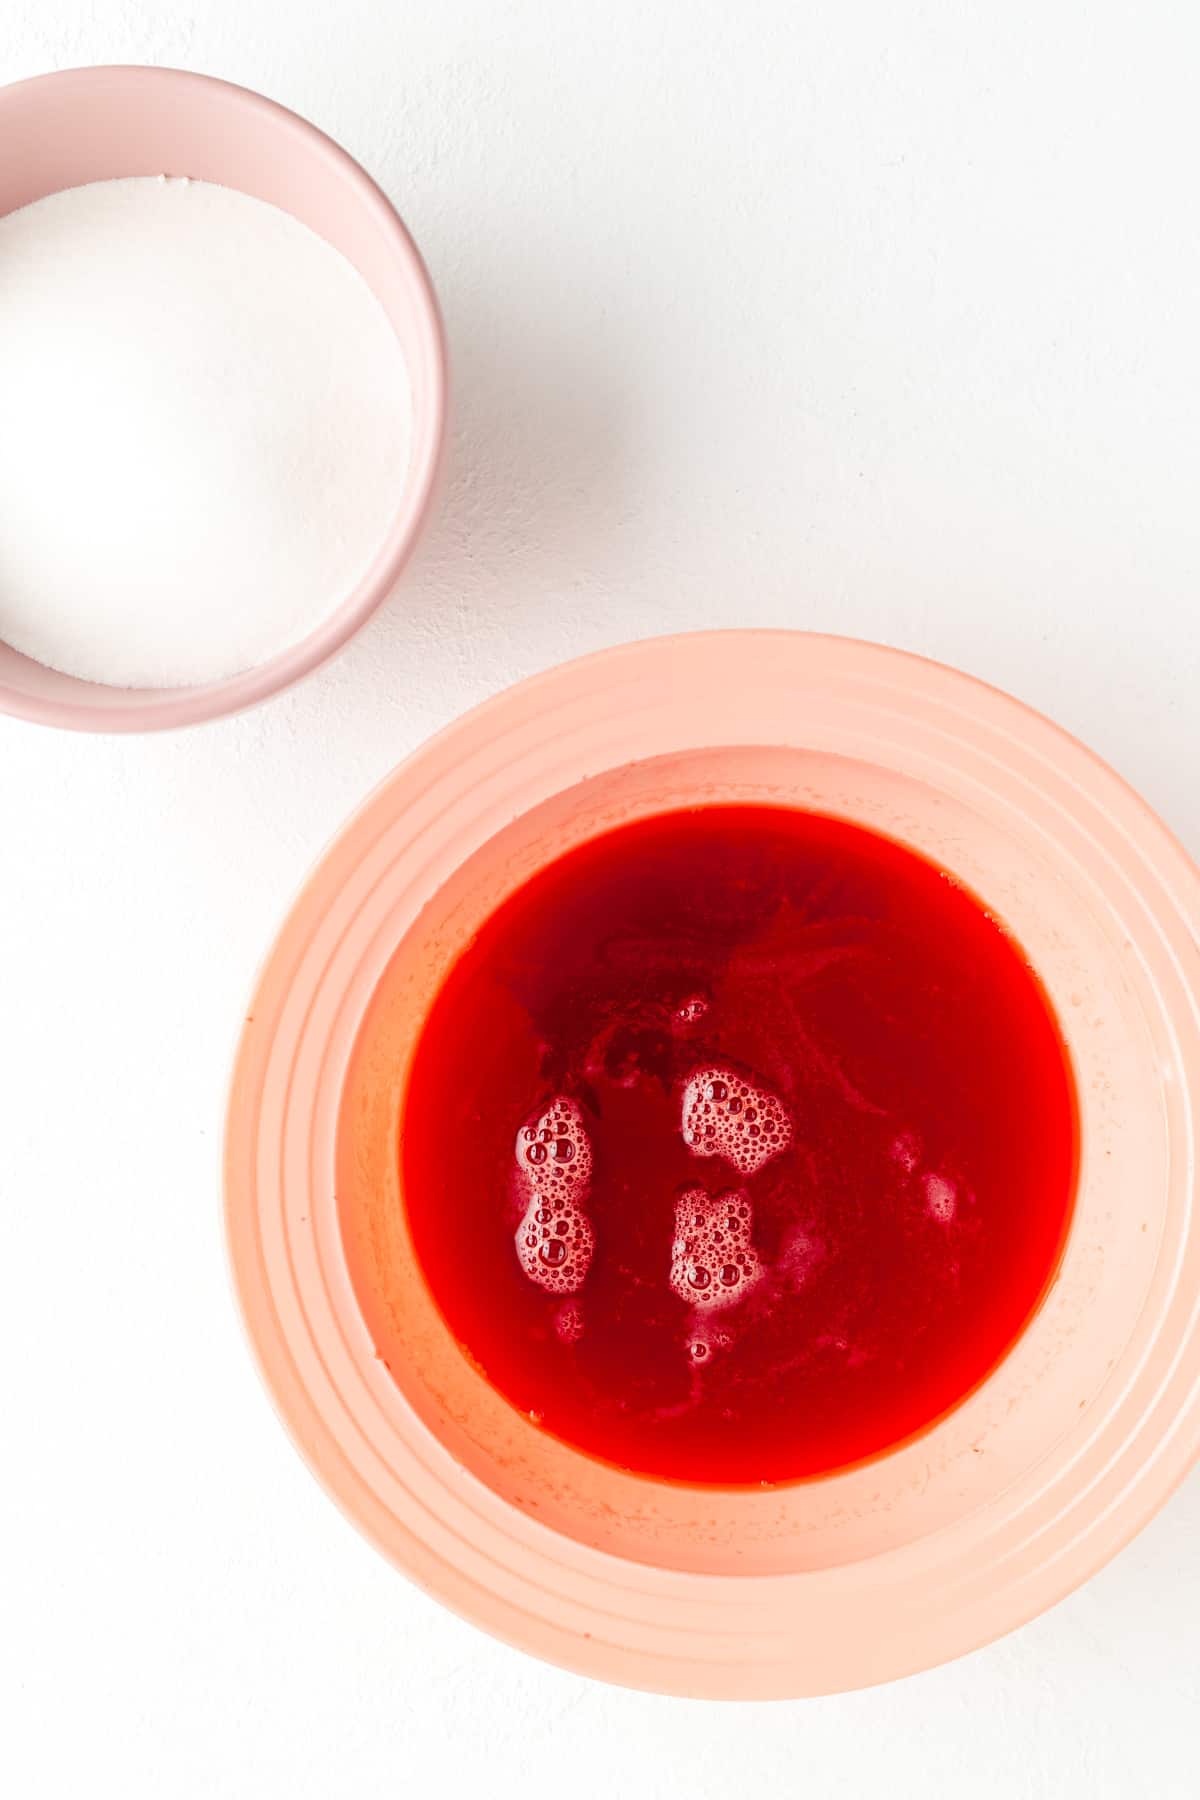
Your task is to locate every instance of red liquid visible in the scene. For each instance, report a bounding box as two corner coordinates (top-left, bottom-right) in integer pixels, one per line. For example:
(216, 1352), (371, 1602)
(402, 806), (1077, 1485)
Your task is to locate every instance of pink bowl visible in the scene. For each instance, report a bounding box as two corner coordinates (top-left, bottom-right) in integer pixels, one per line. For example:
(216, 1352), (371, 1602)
(225, 632), (1200, 1696)
(0, 66), (446, 733)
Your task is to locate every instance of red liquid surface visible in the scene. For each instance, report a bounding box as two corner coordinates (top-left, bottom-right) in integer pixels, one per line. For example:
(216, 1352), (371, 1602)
(402, 806), (1077, 1484)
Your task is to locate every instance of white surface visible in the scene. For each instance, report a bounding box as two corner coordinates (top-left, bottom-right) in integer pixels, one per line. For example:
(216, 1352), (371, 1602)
(2, 4), (1198, 1795)
(0, 177), (410, 685)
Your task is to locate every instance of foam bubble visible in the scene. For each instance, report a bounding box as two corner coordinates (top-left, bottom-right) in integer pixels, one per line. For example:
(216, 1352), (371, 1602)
(513, 1094), (595, 1293)
(891, 1130), (921, 1174)
(670, 1184), (763, 1310)
(514, 1197), (595, 1292)
(513, 1096), (592, 1192)
(685, 1318), (736, 1368)
(554, 1301), (585, 1343)
(671, 993), (710, 1032)
(924, 1171), (957, 1223)
(680, 1065), (792, 1175)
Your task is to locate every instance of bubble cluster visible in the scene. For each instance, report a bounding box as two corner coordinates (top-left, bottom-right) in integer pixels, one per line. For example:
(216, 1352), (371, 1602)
(890, 1130), (921, 1174)
(891, 1128), (961, 1227)
(554, 1300), (585, 1344)
(923, 1171), (957, 1224)
(669, 1184), (763, 1311)
(514, 1097), (592, 1191)
(513, 1096), (595, 1294)
(671, 993), (710, 1032)
(680, 1064), (792, 1176)
(686, 1322), (734, 1364)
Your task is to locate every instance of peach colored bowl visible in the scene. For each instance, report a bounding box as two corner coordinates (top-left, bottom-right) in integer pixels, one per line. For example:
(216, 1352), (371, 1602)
(225, 632), (1200, 1697)
(0, 66), (446, 733)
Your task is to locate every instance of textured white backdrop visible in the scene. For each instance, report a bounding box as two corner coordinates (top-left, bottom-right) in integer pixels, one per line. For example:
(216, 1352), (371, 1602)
(2, 4), (1198, 1795)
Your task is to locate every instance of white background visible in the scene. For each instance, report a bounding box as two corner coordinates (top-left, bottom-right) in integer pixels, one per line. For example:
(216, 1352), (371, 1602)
(3, 3), (1199, 1795)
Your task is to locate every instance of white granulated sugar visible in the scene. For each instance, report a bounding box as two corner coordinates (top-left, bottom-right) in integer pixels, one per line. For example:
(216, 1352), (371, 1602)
(0, 177), (413, 688)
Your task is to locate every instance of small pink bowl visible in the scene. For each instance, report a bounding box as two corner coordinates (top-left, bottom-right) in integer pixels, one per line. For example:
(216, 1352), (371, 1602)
(226, 632), (1200, 1697)
(0, 66), (446, 733)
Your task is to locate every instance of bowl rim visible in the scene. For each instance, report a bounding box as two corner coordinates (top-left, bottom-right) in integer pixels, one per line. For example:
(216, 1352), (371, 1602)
(0, 64), (447, 733)
(224, 629), (1200, 1697)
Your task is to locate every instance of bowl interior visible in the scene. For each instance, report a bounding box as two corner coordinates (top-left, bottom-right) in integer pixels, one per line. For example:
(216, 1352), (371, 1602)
(0, 66), (444, 730)
(337, 740), (1165, 1577)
